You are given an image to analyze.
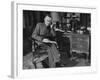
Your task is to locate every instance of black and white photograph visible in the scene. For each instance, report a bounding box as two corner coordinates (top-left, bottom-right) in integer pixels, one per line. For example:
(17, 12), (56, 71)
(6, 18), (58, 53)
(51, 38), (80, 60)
(23, 10), (91, 69)
(11, 2), (97, 78)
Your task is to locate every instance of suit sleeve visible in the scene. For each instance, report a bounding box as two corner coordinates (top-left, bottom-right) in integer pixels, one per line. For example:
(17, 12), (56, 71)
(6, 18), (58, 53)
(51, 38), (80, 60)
(32, 23), (43, 42)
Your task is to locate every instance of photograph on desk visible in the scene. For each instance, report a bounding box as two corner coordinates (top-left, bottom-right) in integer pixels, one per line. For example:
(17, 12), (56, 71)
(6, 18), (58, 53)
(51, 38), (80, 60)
(23, 10), (91, 69)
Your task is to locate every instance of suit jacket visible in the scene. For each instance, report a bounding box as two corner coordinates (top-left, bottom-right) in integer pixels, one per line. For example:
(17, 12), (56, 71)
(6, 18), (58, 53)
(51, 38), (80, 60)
(32, 23), (56, 45)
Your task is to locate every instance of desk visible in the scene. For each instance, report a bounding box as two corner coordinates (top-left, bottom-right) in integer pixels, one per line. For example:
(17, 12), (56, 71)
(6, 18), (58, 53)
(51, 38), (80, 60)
(63, 33), (90, 60)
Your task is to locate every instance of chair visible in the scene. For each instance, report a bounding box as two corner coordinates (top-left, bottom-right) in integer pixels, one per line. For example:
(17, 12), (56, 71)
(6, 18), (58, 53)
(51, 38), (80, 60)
(31, 38), (48, 68)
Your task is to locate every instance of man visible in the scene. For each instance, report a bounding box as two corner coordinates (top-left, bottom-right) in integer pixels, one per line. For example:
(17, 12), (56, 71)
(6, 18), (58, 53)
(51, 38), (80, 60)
(32, 14), (61, 68)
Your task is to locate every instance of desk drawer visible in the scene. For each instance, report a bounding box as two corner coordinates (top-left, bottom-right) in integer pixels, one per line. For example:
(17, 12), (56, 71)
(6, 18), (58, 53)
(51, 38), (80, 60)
(71, 35), (89, 42)
(71, 42), (89, 52)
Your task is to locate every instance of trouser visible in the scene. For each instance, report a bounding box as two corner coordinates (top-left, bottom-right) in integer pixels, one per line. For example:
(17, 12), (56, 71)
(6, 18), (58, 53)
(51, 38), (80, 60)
(39, 43), (60, 68)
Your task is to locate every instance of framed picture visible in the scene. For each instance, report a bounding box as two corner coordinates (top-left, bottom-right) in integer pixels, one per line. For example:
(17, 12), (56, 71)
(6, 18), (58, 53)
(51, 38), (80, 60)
(11, 1), (97, 78)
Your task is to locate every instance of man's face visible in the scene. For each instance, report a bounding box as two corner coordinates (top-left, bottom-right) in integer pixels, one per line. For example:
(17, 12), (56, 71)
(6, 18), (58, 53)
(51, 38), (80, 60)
(44, 16), (52, 27)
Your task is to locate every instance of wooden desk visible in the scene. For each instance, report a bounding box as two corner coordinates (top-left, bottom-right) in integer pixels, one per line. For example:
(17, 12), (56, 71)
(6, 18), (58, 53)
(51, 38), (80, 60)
(63, 33), (90, 59)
